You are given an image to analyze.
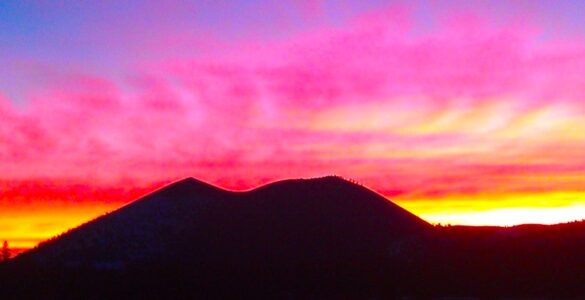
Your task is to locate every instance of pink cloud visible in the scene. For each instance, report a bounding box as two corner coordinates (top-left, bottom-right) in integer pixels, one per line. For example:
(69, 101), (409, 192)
(1, 7), (585, 204)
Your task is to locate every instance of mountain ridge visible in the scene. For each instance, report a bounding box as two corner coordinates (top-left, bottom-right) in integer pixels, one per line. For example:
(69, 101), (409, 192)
(3, 176), (585, 298)
(17, 175), (430, 268)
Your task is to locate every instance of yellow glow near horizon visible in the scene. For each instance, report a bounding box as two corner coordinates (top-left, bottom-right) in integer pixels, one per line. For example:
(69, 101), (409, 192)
(6, 191), (585, 250)
(0, 204), (117, 249)
(418, 205), (585, 226)
(396, 191), (585, 226)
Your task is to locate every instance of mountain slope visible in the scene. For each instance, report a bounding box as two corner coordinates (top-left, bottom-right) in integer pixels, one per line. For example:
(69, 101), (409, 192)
(4, 176), (585, 298)
(19, 176), (430, 270)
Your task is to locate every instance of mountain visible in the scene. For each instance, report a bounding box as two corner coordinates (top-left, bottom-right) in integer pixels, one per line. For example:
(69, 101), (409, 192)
(3, 176), (432, 298)
(3, 176), (585, 299)
(22, 176), (429, 266)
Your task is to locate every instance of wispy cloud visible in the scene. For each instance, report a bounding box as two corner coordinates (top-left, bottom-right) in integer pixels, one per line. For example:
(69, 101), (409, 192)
(1, 6), (585, 233)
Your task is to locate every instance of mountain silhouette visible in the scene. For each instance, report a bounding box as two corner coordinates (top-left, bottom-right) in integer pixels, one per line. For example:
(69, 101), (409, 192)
(21, 176), (429, 268)
(2, 176), (585, 299)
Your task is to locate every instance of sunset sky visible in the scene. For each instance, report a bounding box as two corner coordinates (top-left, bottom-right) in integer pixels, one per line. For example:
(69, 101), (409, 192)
(2, 0), (585, 248)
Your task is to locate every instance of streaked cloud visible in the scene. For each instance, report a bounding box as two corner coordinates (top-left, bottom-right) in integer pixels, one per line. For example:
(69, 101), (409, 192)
(1, 3), (585, 245)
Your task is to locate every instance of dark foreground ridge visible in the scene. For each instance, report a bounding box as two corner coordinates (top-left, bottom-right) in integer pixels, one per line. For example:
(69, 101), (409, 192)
(2, 176), (585, 299)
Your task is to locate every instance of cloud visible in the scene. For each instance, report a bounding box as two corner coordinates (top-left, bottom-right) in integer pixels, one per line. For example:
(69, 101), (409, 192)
(1, 7), (585, 202)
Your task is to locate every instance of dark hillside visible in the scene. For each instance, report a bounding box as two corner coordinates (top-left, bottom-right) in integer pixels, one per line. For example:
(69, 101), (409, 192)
(3, 176), (431, 299)
(2, 177), (585, 299)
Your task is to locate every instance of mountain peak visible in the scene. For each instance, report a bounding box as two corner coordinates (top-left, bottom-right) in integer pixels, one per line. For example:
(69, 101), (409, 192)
(152, 177), (225, 197)
(166, 176), (212, 188)
(306, 175), (350, 184)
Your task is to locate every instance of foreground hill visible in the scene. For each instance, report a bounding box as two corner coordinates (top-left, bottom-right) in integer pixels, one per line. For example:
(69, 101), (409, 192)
(1, 176), (432, 298)
(22, 176), (430, 266)
(1, 176), (585, 299)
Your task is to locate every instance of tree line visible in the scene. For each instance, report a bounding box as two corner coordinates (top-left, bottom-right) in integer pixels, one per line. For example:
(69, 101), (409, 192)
(1, 240), (10, 261)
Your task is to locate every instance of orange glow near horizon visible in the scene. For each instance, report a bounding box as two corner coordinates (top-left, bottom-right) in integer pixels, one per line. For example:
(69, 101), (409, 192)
(3, 183), (585, 250)
(0, 205), (117, 249)
(0, 182), (161, 249)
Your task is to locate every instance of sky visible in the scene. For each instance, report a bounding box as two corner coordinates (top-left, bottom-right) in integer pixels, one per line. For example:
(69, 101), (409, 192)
(2, 0), (585, 248)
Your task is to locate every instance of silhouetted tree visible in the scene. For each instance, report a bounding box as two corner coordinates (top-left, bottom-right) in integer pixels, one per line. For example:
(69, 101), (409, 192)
(1, 240), (10, 261)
